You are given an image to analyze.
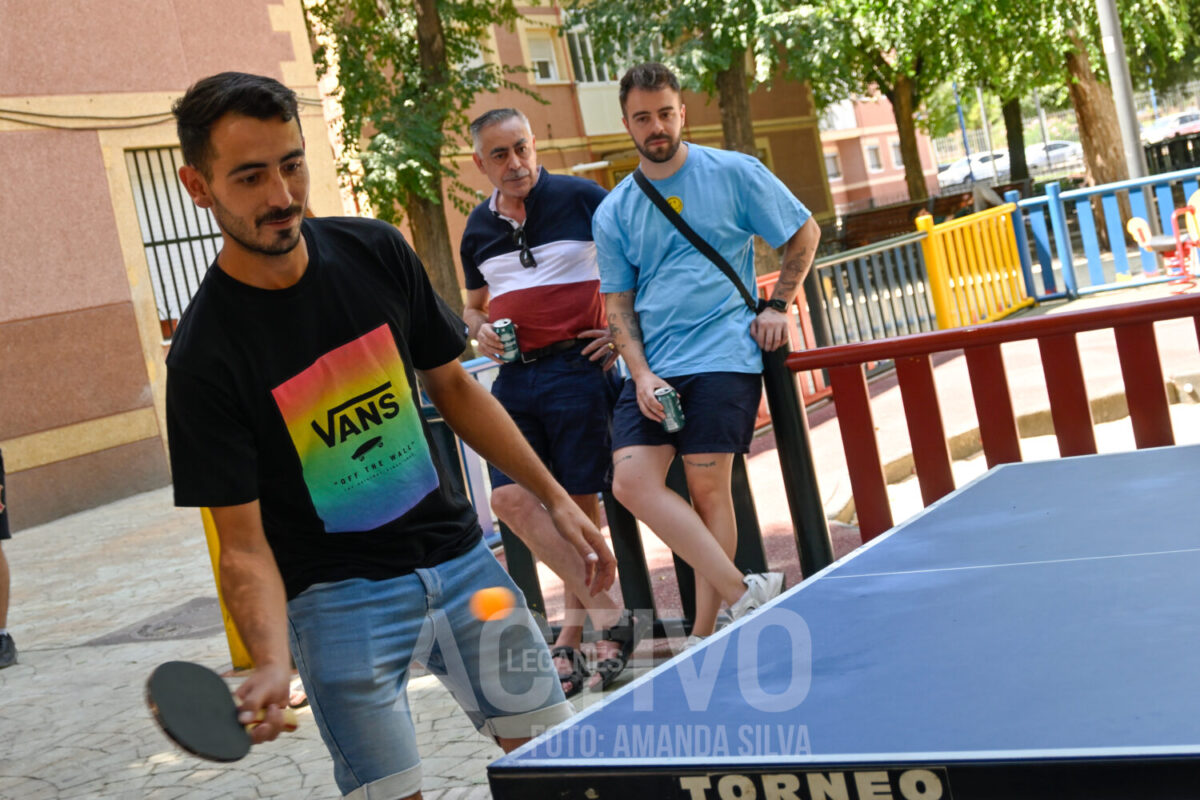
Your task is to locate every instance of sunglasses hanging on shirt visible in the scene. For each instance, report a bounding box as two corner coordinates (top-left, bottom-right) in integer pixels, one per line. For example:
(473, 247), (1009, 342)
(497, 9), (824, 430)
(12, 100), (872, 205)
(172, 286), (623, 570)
(510, 225), (537, 268)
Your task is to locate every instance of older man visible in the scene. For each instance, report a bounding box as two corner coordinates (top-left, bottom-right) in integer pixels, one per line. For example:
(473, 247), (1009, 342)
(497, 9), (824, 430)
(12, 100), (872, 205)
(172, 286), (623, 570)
(460, 108), (633, 695)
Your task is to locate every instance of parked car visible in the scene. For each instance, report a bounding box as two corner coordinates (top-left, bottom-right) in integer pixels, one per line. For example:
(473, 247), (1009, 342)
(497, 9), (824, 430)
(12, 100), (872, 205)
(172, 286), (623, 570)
(938, 151), (1010, 187)
(1025, 140), (1084, 170)
(1176, 117), (1200, 138)
(1140, 109), (1200, 144)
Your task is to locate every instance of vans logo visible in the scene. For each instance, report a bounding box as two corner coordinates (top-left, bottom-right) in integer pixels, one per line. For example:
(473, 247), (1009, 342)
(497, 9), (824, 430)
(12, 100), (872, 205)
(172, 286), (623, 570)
(352, 436), (384, 461)
(311, 382), (401, 448)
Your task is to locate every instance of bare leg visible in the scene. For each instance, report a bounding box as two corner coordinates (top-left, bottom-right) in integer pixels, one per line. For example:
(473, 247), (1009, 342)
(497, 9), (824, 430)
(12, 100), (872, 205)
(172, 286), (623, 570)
(611, 446), (746, 608)
(681, 454), (736, 637)
(491, 486), (622, 693)
(489, 486), (621, 631)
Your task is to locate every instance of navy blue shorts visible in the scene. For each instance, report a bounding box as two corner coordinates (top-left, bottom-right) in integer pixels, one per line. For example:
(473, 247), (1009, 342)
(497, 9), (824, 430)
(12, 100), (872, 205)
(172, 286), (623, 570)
(611, 372), (763, 455)
(489, 344), (622, 494)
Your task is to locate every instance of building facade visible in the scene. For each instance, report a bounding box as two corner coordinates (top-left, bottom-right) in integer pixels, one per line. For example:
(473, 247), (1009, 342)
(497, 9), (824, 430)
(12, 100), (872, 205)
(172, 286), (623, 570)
(0, 0), (344, 531)
(1, 2), (832, 529)
(820, 96), (941, 217)
(438, 7), (834, 279)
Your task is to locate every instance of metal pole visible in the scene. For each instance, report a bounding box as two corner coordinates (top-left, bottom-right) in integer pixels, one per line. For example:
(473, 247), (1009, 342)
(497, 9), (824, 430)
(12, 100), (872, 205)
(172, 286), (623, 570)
(761, 347), (834, 577)
(1148, 67), (1158, 120)
(1033, 88), (1050, 146)
(952, 82), (975, 181)
(976, 86), (995, 156)
(1095, 0), (1148, 178)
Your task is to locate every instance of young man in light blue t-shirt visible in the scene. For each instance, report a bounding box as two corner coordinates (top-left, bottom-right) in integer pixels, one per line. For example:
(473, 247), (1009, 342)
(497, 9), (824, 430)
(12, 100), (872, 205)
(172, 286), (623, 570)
(593, 62), (821, 643)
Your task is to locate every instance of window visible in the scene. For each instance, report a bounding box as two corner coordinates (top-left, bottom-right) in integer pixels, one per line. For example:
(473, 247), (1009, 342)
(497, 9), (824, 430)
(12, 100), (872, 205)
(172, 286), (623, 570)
(866, 144), (883, 172)
(566, 29), (615, 84)
(126, 148), (222, 340)
(460, 38), (485, 71)
(527, 35), (560, 82)
(824, 152), (842, 180)
(890, 140), (904, 168)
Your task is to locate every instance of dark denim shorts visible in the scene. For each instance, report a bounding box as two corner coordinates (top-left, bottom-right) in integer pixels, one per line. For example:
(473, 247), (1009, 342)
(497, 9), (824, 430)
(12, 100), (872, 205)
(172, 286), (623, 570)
(611, 371), (763, 455)
(489, 344), (623, 494)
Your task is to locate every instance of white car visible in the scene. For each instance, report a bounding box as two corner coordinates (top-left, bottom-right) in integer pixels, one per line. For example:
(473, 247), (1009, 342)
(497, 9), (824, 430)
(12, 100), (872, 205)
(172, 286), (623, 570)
(938, 151), (1010, 187)
(1140, 110), (1200, 144)
(1025, 140), (1083, 170)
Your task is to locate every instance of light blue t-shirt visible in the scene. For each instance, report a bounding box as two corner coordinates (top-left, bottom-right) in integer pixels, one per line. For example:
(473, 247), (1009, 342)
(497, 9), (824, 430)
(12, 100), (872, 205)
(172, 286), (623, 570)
(593, 143), (811, 377)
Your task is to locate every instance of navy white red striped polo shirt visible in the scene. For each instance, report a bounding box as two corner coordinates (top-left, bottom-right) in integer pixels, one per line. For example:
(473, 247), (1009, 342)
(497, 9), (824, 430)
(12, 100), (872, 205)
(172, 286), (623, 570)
(460, 167), (608, 352)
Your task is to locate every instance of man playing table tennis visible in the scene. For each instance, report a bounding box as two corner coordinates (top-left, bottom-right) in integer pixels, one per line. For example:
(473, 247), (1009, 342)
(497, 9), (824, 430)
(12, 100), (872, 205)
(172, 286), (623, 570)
(165, 71), (612, 799)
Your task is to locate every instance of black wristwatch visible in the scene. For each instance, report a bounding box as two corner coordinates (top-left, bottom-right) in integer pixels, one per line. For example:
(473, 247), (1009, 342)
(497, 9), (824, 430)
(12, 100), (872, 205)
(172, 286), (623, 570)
(765, 298), (789, 312)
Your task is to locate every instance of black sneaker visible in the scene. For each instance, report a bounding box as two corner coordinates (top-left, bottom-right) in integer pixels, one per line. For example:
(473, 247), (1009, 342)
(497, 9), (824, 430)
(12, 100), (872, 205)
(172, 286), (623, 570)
(0, 633), (16, 668)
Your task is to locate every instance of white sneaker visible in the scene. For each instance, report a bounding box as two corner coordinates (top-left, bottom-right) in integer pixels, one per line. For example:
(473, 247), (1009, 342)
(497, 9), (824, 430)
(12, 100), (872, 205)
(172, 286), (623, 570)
(728, 572), (785, 621)
(683, 634), (707, 650)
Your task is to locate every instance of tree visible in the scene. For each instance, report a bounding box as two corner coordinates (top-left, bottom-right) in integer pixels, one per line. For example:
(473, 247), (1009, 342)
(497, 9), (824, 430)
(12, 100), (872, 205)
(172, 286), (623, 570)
(948, 0), (1061, 185)
(770, 0), (965, 203)
(305, 0), (532, 316)
(563, 0), (788, 155)
(940, 0), (1191, 194)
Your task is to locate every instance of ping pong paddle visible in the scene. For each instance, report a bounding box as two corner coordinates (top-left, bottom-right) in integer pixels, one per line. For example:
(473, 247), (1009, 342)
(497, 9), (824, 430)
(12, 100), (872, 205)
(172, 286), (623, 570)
(146, 660), (297, 762)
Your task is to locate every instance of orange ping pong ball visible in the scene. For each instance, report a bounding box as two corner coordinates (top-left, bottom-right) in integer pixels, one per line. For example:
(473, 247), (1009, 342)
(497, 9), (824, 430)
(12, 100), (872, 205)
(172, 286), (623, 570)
(470, 586), (515, 621)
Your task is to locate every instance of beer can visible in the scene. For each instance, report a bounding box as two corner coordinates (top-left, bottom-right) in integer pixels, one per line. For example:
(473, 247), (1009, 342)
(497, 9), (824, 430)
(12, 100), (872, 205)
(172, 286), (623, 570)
(492, 318), (520, 362)
(654, 386), (685, 432)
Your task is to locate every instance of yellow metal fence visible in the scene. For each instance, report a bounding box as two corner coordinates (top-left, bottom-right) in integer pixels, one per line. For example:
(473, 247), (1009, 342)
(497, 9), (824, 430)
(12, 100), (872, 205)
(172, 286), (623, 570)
(916, 204), (1035, 328)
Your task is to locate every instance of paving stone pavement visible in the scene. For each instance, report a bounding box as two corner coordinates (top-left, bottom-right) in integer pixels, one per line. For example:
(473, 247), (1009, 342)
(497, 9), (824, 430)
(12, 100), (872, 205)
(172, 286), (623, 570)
(4, 284), (1198, 798)
(0, 487), (654, 799)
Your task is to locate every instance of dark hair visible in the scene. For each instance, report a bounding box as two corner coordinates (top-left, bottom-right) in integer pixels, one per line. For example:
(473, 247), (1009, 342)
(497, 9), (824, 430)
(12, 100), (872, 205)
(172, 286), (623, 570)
(469, 108), (530, 151)
(618, 62), (681, 114)
(172, 72), (300, 175)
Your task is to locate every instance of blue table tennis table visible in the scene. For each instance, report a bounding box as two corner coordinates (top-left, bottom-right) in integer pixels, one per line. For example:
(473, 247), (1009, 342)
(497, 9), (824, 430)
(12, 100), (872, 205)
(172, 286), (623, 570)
(490, 445), (1200, 799)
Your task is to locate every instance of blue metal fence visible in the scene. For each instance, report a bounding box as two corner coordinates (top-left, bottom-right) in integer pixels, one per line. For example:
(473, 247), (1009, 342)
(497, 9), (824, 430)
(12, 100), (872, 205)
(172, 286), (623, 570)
(1005, 166), (1200, 300)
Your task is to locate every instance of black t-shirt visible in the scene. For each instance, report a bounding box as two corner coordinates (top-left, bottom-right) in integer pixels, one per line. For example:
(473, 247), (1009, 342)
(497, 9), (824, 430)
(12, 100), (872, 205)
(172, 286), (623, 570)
(166, 217), (481, 599)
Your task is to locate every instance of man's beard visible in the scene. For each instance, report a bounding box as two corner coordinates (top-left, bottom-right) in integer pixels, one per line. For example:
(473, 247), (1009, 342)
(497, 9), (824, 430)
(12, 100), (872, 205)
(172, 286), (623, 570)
(212, 197), (304, 256)
(635, 132), (682, 164)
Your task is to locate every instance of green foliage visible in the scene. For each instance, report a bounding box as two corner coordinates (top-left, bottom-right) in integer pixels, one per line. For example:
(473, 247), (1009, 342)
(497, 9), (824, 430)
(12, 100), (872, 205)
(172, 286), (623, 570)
(767, 0), (961, 112)
(947, 0), (1193, 98)
(563, 0), (787, 97)
(306, 0), (538, 224)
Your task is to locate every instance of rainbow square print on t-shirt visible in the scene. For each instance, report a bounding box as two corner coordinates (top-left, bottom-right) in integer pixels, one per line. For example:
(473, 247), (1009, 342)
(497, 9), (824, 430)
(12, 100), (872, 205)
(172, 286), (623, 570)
(271, 323), (438, 532)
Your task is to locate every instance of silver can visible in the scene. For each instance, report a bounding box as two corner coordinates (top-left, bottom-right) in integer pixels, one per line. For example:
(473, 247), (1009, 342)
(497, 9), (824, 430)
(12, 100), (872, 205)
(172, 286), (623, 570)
(654, 386), (685, 432)
(492, 318), (519, 362)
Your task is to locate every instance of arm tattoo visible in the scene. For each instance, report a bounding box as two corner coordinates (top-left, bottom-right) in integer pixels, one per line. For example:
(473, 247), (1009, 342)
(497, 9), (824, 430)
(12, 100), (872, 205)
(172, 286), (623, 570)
(606, 291), (644, 351)
(772, 246), (811, 302)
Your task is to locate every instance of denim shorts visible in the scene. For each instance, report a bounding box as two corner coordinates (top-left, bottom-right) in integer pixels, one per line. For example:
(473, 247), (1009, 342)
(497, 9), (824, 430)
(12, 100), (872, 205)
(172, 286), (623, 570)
(611, 371), (763, 455)
(489, 343), (622, 494)
(287, 539), (572, 798)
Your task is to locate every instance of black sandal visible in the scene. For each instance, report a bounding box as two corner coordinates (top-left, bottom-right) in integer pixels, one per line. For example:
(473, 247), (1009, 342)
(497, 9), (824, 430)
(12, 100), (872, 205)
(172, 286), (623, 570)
(551, 645), (590, 698)
(587, 610), (639, 692)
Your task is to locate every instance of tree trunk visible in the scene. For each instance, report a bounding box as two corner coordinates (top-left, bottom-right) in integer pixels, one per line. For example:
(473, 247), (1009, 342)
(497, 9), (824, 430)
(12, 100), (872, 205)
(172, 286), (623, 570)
(888, 74), (928, 203)
(1064, 31), (1127, 188)
(715, 48), (757, 156)
(1002, 97), (1029, 185)
(1065, 31), (1130, 248)
(413, 0), (449, 86)
(715, 48), (779, 275)
(405, 187), (465, 317)
(408, 0), (465, 319)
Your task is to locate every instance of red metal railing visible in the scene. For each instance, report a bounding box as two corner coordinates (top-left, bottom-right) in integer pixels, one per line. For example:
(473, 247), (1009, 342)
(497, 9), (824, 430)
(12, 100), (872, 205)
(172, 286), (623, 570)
(786, 293), (1200, 540)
